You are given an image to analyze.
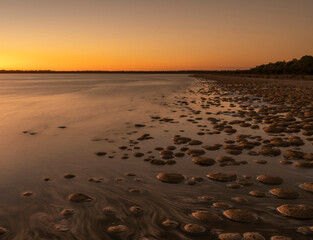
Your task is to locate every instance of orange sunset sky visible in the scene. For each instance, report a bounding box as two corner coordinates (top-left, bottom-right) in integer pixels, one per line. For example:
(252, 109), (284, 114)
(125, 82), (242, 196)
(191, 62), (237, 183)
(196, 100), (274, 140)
(0, 0), (313, 71)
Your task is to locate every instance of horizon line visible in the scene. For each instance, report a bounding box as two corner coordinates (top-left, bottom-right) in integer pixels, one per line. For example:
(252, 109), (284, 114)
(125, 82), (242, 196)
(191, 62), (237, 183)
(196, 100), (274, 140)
(0, 69), (249, 74)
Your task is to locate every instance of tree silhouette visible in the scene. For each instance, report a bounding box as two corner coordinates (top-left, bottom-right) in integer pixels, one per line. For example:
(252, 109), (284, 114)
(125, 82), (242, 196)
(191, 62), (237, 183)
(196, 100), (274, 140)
(250, 55), (313, 75)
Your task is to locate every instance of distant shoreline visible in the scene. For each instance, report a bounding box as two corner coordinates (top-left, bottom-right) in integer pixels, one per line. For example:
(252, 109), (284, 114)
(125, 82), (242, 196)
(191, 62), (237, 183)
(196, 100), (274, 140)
(0, 71), (312, 80)
(1, 71), (312, 82)
(0, 70), (227, 74)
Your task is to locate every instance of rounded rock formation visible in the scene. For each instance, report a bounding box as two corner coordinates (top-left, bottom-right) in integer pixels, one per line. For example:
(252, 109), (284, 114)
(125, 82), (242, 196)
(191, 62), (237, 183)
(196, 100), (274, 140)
(107, 225), (129, 234)
(257, 175), (283, 185)
(277, 204), (313, 219)
(67, 193), (93, 202)
(218, 233), (242, 240)
(192, 157), (216, 166)
(243, 232), (265, 240)
(192, 210), (222, 222)
(207, 173), (237, 182)
(223, 209), (258, 223)
(299, 182), (313, 193)
(157, 173), (184, 183)
(269, 188), (299, 199)
(183, 224), (206, 234)
(161, 219), (179, 228)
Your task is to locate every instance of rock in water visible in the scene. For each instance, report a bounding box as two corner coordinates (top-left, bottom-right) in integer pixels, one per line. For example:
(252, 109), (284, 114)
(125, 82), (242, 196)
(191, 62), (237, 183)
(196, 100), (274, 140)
(299, 182), (313, 193)
(157, 173), (184, 183)
(64, 173), (75, 179)
(161, 219), (179, 228)
(183, 224), (206, 234)
(249, 190), (266, 197)
(243, 232), (265, 240)
(0, 227), (8, 236)
(21, 191), (34, 197)
(223, 209), (257, 223)
(192, 210), (222, 222)
(270, 236), (292, 240)
(61, 209), (74, 217)
(68, 193), (93, 202)
(277, 204), (313, 219)
(257, 175), (283, 185)
(192, 157), (216, 166)
(107, 225), (129, 234)
(207, 173), (237, 182)
(269, 188), (299, 199)
(218, 233), (242, 240)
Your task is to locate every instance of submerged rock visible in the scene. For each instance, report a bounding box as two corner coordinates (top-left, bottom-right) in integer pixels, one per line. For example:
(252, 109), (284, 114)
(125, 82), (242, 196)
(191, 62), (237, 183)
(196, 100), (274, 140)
(203, 144), (222, 150)
(294, 161), (313, 168)
(0, 227), (8, 236)
(249, 190), (266, 197)
(257, 175), (283, 185)
(283, 149), (304, 160)
(223, 209), (257, 223)
(95, 152), (106, 156)
(192, 210), (222, 222)
(107, 225), (129, 234)
(277, 204), (313, 219)
(133, 152), (144, 157)
(207, 173), (237, 182)
(129, 206), (144, 215)
(161, 219), (179, 228)
(269, 188), (299, 199)
(61, 209), (74, 217)
(243, 232), (265, 240)
(134, 124), (145, 127)
(236, 178), (253, 186)
(150, 159), (166, 165)
(102, 206), (116, 214)
(299, 182), (313, 193)
(297, 226), (312, 235)
(183, 223), (206, 234)
(254, 159), (267, 164)
(270, 236), (292, 240)
(186, 149), (205, 156)
(64, 173), (75, 179)
(189, 140), (203, 145)
(67, 193), (92, 202)
(192, 157), (216, 166)
(213, 202), (232, 209)
(258, 147), (281, 156)
(157, 173), (184, 183)
(218, 233), (242, 240)
(21, 191), (34, 197)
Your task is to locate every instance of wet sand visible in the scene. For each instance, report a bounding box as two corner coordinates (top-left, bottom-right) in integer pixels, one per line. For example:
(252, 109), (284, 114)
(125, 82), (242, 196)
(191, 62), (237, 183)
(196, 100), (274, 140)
(0, 73), (312, 239)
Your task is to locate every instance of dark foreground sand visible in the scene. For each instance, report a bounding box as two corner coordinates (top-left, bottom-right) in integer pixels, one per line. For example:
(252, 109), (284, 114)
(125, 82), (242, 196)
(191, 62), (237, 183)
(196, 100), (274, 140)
(0, 73), (312, 240)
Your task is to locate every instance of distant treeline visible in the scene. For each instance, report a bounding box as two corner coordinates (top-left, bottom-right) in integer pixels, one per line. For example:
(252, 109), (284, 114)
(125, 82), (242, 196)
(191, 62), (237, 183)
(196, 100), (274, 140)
(249, 55), (313, 75)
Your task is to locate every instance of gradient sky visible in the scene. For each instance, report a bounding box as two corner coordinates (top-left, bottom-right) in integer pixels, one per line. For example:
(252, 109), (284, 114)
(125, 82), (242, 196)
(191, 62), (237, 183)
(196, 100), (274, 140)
(0, 0), (313, 71)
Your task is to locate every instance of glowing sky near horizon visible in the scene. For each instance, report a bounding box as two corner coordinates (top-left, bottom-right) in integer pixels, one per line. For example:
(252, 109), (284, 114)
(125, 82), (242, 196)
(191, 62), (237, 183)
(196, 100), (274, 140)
(0, 0), (313, 71)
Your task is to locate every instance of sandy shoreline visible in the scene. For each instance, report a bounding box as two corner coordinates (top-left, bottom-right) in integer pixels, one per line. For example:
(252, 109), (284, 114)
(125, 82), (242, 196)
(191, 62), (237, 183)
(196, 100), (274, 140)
(0, 74), (312, 239)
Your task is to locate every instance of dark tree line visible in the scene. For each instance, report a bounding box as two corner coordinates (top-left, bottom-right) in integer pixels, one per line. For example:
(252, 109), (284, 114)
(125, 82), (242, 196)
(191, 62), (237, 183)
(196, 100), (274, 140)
(249, 55), (313, 75)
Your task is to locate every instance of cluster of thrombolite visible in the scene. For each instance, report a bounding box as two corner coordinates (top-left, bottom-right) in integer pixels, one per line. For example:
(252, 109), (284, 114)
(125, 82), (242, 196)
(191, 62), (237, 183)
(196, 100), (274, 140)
(12, 77), (313, 239)
(154, 171), (313, 239)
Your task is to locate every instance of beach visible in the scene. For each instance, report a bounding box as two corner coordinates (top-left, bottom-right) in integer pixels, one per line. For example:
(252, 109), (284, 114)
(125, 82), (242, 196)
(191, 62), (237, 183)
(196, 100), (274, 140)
(0, 73), (312, 239)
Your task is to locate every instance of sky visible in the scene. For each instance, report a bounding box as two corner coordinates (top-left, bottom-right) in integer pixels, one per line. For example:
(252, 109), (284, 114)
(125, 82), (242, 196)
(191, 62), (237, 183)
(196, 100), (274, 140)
(0, 0), (312, 71)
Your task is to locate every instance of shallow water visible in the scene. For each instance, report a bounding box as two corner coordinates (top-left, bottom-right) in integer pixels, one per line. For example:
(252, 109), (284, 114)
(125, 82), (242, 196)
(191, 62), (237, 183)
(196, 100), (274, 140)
(0, 74), (312, 240)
